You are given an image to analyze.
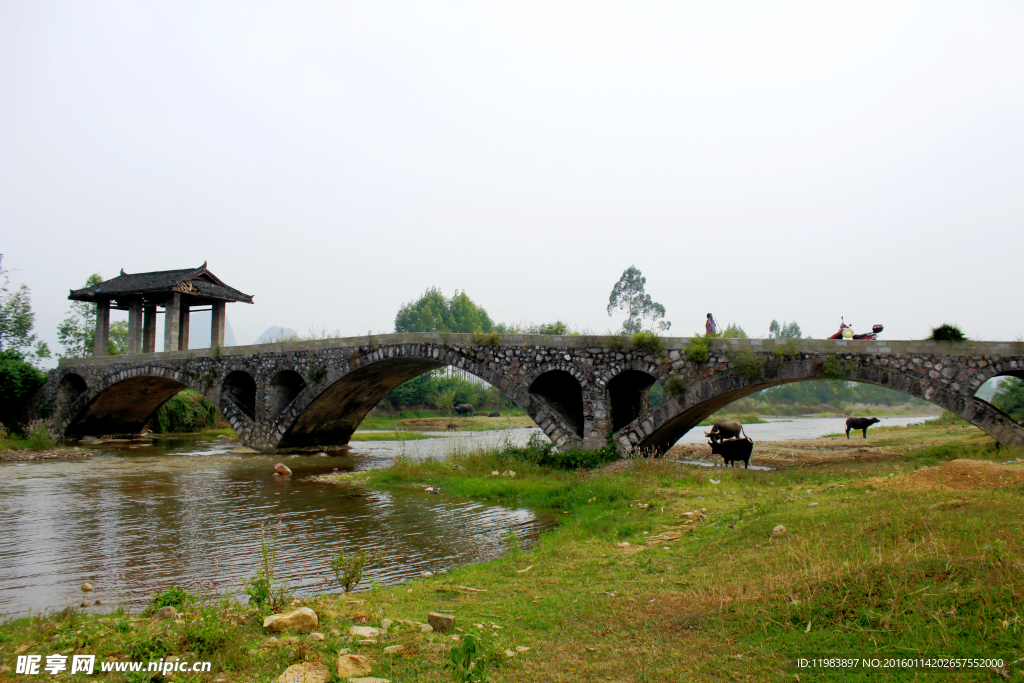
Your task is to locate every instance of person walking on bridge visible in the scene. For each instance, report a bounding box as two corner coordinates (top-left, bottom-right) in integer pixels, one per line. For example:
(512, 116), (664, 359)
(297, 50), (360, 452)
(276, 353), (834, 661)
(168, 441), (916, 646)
(705, 313), (718, 336)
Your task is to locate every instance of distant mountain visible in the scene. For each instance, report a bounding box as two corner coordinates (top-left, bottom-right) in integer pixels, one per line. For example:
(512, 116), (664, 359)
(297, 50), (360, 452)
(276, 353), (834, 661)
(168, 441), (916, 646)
(255, 327), (298, 344)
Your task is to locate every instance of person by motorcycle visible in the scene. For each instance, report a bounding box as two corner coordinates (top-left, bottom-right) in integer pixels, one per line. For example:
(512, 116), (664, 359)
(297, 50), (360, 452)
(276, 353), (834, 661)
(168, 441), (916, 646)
(828, 317), (883, 340)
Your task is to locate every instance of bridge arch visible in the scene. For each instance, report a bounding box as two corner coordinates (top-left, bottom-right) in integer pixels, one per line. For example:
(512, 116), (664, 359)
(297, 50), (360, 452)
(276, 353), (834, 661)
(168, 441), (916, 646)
(223, 370), (257, 420)
(59, 366), (204, 437)
(268, 370), (306, 421)
(618, 357), (1024, 454)
(268, 344), (585, 451)
(607, 369), (658, 432)
(528, 370), (585, 438)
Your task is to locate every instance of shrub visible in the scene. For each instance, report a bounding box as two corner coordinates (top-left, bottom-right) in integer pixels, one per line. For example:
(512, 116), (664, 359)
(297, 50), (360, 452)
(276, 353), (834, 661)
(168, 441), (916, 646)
(149, 389), (217, 433)
(931, 324), (967, 342)
(500, 433), (619, 471)
(685, 335), (710, 363)
(630, 330), (664, 356)
(821, 354), (845, 380)
(728, 347), (765, 379)
(605, 335), (628, 351)
(0, 350), (46, 430)
(473, 330), (500, 347)
(666, 376), (686, 396)
(330, 549), (379, 593)
(243, 522), (294, 610)
(146, 586), (194, 614)
(24, 418), (57, 450)
(772, 339), (801, 357)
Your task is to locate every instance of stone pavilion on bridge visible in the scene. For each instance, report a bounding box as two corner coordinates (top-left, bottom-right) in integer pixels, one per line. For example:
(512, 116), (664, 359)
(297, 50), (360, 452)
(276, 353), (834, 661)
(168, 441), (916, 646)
(68, 263), (253, 355)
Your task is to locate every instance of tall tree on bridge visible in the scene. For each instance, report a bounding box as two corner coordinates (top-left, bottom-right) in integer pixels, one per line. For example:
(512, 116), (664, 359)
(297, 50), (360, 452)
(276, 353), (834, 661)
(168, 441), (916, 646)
(394, 287), (495, 334)
(607, 266), (670, 334)
(768, 319), (802, 339)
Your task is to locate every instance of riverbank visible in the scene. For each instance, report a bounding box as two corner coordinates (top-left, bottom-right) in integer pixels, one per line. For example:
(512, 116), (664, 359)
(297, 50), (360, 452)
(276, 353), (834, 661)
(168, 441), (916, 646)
(0, 446), (93, 462)
(1, 422), (1021, 681)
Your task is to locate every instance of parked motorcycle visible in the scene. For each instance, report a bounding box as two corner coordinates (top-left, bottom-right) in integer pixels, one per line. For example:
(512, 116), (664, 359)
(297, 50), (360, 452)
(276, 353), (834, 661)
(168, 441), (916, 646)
(828, 317), (884, 341)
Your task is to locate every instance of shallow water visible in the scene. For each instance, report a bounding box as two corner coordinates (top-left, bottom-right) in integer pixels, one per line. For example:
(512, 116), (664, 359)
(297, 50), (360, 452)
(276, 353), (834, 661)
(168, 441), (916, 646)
(0, 432), (553, 616)
(671, 414), (932, 444)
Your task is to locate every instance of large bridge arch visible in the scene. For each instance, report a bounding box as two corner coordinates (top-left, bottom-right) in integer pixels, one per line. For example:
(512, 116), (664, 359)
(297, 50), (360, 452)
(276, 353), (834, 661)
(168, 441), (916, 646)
(618, 355), (1024, 454)
(268, 344), (587, 450)
(55, 365), (208, 437)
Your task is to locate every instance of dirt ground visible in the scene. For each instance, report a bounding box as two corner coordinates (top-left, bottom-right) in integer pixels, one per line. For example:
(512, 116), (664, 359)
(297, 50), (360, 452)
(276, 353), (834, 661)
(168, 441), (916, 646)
(859, 458), (1024, 491)
(666, 438), (905, 469)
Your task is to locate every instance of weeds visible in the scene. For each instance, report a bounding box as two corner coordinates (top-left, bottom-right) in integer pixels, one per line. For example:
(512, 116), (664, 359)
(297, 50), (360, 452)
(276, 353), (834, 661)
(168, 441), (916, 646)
(772, 339), (801, 357)
(605, 335), (628, 352)
(242, 522), (295, 610)
(24, 418), (58, 450)
(666, 376), (686, 396)
(931, 324), (967, 342)
(727, 347), (765, 380)
(630, 330), (665, 356)
(686, 334), (710, 363)
(448, 633), (490, 682)
(473, 330), (501, 347)
(329, 548), (380, 593)
(821, 353), (845, 380)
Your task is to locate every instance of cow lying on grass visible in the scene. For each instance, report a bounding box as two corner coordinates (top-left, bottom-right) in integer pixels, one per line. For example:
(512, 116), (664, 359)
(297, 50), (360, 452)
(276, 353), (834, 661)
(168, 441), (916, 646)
(704, 421), (747, 443)
(846, 417), (881, 438)
(708, 437), (754, 468)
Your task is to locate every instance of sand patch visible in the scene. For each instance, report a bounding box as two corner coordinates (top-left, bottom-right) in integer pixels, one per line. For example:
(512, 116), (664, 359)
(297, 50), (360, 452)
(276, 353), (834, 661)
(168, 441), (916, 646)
(861, 459), (1024, 491)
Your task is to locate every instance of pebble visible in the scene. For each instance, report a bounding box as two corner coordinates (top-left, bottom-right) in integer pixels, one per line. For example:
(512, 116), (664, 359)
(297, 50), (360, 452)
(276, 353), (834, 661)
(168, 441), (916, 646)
(81, 583), (93, 592)
(771, 525), (787, 538)
(808, 502), (819, 508)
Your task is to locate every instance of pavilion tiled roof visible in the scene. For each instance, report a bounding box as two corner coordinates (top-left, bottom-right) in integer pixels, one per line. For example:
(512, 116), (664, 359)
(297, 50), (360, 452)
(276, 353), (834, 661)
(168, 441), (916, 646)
(68, 263), (253, 304)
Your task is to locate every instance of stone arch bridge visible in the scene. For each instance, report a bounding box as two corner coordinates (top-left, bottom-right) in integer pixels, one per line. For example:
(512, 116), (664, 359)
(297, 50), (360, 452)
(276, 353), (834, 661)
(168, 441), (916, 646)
(46, 334), (1024, 454)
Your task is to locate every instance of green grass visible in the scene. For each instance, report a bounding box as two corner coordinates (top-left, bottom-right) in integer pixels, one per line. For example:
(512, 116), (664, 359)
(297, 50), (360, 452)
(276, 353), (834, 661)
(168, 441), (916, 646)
(348, 431), (433, 441)
(1, 423), (1021, 682)
(200, 427), (238, 437)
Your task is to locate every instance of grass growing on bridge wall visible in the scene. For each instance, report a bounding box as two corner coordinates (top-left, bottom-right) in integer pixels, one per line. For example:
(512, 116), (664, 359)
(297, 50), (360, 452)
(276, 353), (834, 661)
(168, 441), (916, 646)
(1, 424), (1021, 682)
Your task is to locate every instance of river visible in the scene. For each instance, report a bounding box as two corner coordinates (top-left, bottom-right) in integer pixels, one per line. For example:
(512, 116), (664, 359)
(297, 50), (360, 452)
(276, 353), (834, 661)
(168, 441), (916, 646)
(0, 429), (550, 617)
(0, 415), (933, 616)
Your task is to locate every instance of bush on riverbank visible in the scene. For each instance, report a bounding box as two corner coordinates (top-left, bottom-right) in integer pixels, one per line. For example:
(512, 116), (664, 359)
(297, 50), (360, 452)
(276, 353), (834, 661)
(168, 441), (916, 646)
(149, 390), (217, 433)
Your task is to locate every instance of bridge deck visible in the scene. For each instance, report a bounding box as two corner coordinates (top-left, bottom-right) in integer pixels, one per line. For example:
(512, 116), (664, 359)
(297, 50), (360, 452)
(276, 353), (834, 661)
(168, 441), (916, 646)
(56, 333), (1024, 367)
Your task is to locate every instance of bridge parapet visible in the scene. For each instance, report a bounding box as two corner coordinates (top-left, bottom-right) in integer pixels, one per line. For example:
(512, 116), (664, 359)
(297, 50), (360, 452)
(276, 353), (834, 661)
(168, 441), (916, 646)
(48, 335), (1024, 453)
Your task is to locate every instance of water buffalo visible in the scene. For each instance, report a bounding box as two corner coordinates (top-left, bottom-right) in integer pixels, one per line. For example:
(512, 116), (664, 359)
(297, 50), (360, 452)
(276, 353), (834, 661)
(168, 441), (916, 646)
(453, 403), (474, 416)
(845, 417), (881, 438)
(488, 411), (500, 417)
(708, 437), (753, 468)
(704, 421), (747, 443)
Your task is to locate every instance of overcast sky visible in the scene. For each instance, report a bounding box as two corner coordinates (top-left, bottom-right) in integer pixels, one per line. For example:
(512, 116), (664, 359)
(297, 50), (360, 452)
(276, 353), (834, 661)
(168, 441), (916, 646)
(2, 1), (1022, 359)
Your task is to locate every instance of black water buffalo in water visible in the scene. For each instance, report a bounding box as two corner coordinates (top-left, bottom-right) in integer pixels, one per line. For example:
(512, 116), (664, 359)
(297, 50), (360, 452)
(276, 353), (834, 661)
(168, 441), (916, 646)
(845, 417), (881, 438)
(709, 437), (754, 468)
(704, 421), (747, 443)
(453, 403), (475, 416)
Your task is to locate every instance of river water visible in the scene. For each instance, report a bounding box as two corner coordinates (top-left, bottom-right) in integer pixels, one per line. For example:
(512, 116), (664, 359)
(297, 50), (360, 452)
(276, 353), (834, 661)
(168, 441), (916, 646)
(0, 429), (550, 617)
(0, 416), (933, 616)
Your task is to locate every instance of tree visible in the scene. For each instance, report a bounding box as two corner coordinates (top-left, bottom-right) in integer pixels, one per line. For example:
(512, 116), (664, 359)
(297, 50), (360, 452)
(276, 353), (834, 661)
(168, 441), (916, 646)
(57, 273), (119, 358)
(430, 388), (458, 417)
(992, 378), (1024, 422)
(0, 350), (47, 429)
(607, 266), (670, 335)
(721, 324), (748, 338)
(0, 255), (50, 364)
(768, 319), (802, 339)
(394, 288), (495, 334)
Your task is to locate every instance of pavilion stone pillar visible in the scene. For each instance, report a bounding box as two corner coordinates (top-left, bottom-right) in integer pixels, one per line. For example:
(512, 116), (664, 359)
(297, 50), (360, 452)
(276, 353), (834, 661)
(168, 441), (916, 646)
(211, 301), (226, 348)
(94, 300), (110, 356)
(127, 297), (143, 354)
(142, 305), (157, 353)
(178, 302), (190, 350)
(164, 293), (181, 352)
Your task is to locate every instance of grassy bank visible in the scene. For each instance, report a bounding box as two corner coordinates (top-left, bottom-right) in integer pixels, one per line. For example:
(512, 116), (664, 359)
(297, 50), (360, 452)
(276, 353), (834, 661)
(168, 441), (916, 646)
(1, 424), (1021, 682)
